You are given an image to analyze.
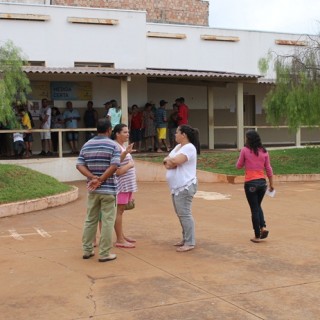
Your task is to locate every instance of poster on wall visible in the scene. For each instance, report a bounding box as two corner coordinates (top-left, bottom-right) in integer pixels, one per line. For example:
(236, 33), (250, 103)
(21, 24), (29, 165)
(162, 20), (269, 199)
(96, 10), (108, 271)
(29, 101), (41, 119)
(28, 81), (50, 100)
(51, 82), (92, 101)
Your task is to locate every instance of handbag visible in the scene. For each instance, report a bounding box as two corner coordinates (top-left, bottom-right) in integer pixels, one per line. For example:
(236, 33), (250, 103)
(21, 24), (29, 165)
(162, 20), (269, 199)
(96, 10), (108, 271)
(124, 199), (135, 210)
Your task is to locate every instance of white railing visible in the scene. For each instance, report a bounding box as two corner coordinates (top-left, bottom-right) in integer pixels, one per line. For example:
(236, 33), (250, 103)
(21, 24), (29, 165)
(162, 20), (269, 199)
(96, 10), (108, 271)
(0, 128), (96, 158)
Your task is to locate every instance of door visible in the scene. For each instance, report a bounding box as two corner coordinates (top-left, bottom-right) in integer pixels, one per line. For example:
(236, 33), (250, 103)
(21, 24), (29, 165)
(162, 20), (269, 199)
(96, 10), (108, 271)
(244, 95), (256, 126)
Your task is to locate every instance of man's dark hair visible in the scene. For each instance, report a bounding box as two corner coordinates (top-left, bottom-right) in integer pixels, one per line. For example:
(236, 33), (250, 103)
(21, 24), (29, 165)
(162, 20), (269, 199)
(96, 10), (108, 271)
(97, 118), (112, 133)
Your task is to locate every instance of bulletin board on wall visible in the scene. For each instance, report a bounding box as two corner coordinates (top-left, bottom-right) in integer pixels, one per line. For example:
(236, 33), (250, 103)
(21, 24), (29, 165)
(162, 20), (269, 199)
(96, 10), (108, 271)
(27, 81), (93, 118)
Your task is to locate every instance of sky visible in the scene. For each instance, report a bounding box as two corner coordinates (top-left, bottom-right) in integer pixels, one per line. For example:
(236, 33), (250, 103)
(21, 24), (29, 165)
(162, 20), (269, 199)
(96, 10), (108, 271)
(209, 0), (320, 34)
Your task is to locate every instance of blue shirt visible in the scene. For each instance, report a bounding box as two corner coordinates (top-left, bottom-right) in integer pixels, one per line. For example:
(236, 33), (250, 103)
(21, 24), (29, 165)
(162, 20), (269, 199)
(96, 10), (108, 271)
(155, 108), (167, 128)
(63, 109), (80, 129)
(77, 136), (121, 195)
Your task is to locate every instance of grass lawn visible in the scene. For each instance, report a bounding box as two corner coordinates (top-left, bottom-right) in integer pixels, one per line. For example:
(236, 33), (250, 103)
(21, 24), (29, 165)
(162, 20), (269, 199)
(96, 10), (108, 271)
(135, 147), (320, 176)
(0, 164), (72, 204)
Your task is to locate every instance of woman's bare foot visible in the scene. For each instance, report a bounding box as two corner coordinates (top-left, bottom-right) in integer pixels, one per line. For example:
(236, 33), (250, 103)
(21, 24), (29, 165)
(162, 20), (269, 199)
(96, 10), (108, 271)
(176, 245), (194, 252)
(124, 236), (136, 243)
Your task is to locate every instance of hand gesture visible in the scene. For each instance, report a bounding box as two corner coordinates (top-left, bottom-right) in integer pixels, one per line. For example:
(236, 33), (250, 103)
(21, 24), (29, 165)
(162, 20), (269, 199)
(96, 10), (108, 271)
(126, 143), (136, 154)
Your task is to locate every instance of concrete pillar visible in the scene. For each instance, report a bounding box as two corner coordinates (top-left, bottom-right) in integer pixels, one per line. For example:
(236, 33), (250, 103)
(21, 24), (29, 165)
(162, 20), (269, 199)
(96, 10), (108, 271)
(120, 77), (130, 125)
(207, 86), (214, 149)
(296, 127), (301, 147)
(236, 82), (244, 149)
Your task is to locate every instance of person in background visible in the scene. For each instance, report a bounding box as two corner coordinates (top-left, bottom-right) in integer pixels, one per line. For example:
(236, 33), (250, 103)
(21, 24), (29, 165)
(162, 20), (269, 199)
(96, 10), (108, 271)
(18, 105), (33, 158)
(107, 99), (122, 129)
(163, 124), (200, 252)
(38, 98), (53, 156)
(13, 131), (25, 159)
(84, 100), (98, 141)
(111, 124), (138, 248)
(168, 103), (179, 150)
(76, 118), (120, 262)
(13, 113), (25, 159)
(155, 99), (169, 152)
(103, 100), (112, 118)
(51, 107), (64, 153)
(63, 101), (80, 154)
(142, 102), (156, 152)
(236, 130), (274, 243)
(175, 97), (189, 125)
(130, 104), (143, 152)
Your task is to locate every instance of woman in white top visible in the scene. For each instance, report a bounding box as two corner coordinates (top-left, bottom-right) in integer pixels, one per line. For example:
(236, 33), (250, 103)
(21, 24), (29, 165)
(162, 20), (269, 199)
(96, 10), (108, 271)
(163, 124), (200, 252)
(112, 124), (138, 248)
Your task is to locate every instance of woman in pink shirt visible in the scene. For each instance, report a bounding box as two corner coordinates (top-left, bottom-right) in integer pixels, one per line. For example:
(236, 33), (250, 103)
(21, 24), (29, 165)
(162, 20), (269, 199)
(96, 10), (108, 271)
(236, 130), (274, 243)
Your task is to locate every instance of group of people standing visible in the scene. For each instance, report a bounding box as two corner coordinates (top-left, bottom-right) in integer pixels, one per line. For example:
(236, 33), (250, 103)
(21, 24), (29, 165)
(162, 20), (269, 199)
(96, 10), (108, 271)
(129, 97), (189, 153)
(77, 119), (138, 262)
(41, 98), (81, 155)
(77, 109), (274, 262)
(2, 96), (188, 158)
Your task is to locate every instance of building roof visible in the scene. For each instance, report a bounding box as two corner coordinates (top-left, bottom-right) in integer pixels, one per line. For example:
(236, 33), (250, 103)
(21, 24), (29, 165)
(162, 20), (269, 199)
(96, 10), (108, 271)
(23, 66), (261, 83)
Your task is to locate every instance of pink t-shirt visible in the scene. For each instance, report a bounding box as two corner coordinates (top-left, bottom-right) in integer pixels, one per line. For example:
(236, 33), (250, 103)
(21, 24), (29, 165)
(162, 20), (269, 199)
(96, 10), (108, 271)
(236, 146), (273, 182)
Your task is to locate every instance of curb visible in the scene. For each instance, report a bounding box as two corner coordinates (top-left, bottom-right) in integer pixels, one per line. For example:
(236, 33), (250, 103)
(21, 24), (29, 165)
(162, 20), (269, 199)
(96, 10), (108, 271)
(0, 186), (79, 218)
(135, 160), (320, 184)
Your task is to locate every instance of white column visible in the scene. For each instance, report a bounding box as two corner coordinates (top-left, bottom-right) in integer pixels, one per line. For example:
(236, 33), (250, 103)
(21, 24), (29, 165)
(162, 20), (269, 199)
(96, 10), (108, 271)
(120, 77), (129, 126)
(236, 82), (244, 149)
(207, 86), (214, 149)
(58, 130), (63, 158)
(295, 127), (301, 147)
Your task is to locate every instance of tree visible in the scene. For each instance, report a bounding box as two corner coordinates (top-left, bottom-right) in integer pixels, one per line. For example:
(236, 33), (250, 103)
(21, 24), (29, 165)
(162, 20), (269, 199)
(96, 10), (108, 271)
(259, 34), (320, 130)
(0, 40), (31, 128)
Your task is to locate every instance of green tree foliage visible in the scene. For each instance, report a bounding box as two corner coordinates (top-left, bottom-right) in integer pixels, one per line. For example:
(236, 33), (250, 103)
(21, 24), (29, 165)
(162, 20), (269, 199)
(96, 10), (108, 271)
(259, 35), (320, 130)
(0, 40), (31, 128)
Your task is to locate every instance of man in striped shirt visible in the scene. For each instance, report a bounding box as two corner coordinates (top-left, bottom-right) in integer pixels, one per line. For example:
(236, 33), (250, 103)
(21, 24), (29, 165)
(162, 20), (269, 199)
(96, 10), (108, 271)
(77, 118), (120, 262)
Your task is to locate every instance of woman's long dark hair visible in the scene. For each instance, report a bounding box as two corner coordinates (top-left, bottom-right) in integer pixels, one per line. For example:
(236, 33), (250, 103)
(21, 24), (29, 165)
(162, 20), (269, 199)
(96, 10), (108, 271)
(179, 124), (201, 154)
(111, 123), (127, 140)
(245, 130), (266, 156)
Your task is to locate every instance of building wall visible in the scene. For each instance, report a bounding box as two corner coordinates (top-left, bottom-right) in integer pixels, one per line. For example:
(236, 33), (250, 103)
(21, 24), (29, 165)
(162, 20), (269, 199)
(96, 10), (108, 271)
(1, 3), (320, 149)
(0, 3), (147, 69)
(52, 0), (209, 26)
(0, 3), (304, 76)
(2, 0), (210, 26)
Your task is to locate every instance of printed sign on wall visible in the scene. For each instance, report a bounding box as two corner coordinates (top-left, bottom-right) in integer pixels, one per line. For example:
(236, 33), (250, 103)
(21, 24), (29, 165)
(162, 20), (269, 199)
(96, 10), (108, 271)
(50, 82), (92, 100)
(28, 81), (50, 100)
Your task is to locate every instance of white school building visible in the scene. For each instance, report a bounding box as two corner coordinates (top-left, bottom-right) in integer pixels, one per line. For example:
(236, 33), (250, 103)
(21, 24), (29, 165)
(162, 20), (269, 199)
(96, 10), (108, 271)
(1, 0), (318, 152)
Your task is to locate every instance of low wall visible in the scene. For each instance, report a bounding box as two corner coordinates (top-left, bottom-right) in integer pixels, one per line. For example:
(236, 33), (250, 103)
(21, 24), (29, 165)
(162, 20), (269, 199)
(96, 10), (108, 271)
(0, 186), (78, 218)
(1, 158), (320, 184)
(0, 158), (233, 183)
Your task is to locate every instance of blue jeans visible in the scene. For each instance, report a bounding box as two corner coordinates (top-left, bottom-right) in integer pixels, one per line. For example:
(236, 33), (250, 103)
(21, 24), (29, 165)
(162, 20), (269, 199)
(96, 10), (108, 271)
(171, 183), (197, 246)
(244, 179), (267, 238)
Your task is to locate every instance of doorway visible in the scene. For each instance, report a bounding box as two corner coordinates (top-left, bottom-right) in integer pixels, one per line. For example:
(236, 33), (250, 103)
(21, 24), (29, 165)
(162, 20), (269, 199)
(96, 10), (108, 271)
(244, 95), (256, 126)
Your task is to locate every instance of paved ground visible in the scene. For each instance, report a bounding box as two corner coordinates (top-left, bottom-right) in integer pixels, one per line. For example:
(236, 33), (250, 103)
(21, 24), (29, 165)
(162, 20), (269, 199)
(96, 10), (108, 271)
(0, 180), (319, 320)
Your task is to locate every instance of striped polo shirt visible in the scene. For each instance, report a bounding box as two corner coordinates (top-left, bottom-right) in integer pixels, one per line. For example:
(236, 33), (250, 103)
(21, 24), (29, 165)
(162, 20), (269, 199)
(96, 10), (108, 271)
(77, 136), (121, 195)
(116, 143), (138, 193)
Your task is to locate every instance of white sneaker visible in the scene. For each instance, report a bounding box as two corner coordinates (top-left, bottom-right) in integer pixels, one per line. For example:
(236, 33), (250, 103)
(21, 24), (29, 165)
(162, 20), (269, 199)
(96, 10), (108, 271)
(98, 253), (117, 262)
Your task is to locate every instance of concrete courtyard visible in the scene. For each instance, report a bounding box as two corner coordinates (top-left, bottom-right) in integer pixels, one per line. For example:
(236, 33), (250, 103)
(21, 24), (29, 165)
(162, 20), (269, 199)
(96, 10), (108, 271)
(0, 180), (319, 319)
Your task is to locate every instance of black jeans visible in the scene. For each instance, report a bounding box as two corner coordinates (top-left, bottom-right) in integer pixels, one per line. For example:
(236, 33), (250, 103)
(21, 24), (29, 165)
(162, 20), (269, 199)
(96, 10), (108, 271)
(244, 179), (267, 238)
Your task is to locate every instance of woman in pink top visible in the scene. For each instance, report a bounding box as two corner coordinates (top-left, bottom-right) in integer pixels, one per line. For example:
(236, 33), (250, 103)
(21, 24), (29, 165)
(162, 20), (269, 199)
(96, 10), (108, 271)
(236, 130), (274, 243)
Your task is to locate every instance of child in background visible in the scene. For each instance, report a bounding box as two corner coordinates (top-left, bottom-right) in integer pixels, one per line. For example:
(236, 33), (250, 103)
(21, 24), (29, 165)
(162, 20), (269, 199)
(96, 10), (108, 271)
(13, 132), (25, 158)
